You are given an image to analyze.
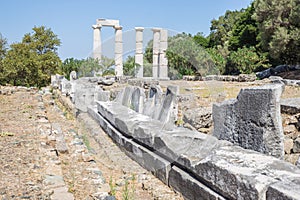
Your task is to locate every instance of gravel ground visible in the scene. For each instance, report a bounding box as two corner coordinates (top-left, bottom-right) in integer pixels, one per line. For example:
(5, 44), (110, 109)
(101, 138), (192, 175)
(0, 86), (183, 200)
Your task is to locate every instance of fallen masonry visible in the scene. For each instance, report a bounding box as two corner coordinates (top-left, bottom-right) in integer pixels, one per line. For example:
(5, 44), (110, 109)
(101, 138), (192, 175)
(53, 76), (300, 200)
(213, 84), (284, 159)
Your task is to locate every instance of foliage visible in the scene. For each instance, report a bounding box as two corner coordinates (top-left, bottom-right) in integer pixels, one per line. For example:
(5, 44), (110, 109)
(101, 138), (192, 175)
(227, 46), (270, 74)
(229, 3), (259, 51)
(144, 39), (153, 64)
(166, 33), (217, 78)
(109, 176), (116, 196)
(143, 61), (152, 77)
(77, 57), (100, 77)
(0, 34), (8, 83)
(60, 56), (114, 78)
(60, 58), (83, 80)
(0, 33), (7, 59)
(0, 26), (61, 87)
(207, 48), (226, 74)
(209, 10), (243, 48)
(123, 55), (141, 77)
(193, 32), (209, 48)
(254, 0), (300, 65)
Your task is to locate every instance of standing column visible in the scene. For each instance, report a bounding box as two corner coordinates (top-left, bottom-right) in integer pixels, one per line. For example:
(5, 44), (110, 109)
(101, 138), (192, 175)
(152, 28), (161, 78)
(92, 25), (102, 60)
(159, 29), (168, 79)
(114, 26), (123, 77)
(135, 27), (144, 78)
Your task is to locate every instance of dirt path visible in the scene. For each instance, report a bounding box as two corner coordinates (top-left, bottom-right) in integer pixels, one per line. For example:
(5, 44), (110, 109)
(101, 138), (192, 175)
(0, 87), (182, 200)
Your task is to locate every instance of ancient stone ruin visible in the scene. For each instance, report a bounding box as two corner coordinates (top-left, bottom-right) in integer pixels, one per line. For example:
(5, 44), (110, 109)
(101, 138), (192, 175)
(213, 83), (284, 159)
(92, 19), (168, 79)
(51, 74), (300, 200)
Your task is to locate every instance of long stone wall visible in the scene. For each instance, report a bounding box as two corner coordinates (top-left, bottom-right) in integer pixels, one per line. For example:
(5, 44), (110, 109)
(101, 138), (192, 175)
(89, 101), (300, 200)
(53, 76), (300, 200)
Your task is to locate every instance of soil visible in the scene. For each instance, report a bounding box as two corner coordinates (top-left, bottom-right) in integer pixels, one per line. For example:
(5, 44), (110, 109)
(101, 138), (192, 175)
(0, 86), (183, 200)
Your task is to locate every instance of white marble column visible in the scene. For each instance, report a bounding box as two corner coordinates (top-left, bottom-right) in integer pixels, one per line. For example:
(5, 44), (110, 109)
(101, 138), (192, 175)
(92, 25), (102, 60)
(135, 27), (144, 78)
(152, 28), (161, 78)
(159, 29), (168, 78)
(114, 26), (123, 77)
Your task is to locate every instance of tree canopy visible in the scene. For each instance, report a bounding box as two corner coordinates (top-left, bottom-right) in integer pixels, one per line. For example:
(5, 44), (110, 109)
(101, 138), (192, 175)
(0, 26), (61, 87)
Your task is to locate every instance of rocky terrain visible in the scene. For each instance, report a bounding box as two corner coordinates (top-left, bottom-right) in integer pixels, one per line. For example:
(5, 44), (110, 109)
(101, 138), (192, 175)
(0, 86), (182, 200)
(0, 78), (299, 199)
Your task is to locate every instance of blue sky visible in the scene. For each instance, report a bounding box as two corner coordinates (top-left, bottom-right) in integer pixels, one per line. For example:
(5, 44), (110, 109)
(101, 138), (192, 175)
(0, 0), (252, 60)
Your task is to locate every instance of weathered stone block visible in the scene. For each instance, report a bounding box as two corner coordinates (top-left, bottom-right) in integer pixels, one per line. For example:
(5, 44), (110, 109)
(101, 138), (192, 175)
(169, 166), (225, 200)
(87, 104), (171, 184)
(267, 179), (300, 200)
(193, 145), (300, 200)
(153, 85), (179, 125)
(213, 84), (284, 158)
(74, 83), (96, 112)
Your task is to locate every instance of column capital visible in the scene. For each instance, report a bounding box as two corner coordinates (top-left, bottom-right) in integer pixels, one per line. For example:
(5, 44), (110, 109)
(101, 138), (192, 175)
(92, 25), (102, 29)
(114, 26), (123, 30)
(135, 27), (144, 31)
(152, 27), (162, 32)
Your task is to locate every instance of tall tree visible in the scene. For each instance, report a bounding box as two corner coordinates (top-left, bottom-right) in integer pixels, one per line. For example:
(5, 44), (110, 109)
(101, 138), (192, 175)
(229, 3), (259, 51)
(0, 34), (8, 83)
(0, 33), (7, 59)
(254, 0), (300, 65)
(1, 26), (61, 87)
(209, 10), (243, 48)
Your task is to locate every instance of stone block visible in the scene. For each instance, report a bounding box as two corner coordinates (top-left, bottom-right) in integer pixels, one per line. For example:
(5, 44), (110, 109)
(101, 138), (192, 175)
(61, 78), (72, 95)
(153, 85), (179, 125)
(95, 87), (110, 102)
(74, 84), (95, 112)
(267, 179), (300, 200)
(93, 96), (300, 200)
(88, 104), (170, 185)
(193, 145), (300, 200)
(213, 84), (284, 158)
(130, 87), (145, 113)
(169, 166), (225, 200)
(115, 86), (134, 107)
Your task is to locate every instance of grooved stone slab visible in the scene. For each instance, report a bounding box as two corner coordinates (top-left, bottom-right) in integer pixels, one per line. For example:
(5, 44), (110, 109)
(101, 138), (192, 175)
(169, 166), (225, 200)
(87, 105), (171, 184)
(213, 84), (284, 158)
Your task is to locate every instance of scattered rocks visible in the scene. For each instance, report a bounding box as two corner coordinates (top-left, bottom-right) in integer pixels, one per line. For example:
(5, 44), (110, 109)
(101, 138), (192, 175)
(183, 107), (212, 134)
(293, 138), (300, 153)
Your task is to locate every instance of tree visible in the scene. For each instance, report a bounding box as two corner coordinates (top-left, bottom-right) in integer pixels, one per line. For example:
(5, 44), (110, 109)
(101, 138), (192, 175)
(209, 10), (243, 48)
(227, 47), (270, 74)
(166, 33), (217, 78)
(193, 32), (209, 48)
(0, 33), (7, 59)
(123, 55), (141, 77)
(0, 34), (8, 84)
(229, 3), (259, 51)
(77, 56), (114, 77)
(60, 58), (84, 80)
(254, 0), (300, 65)
(1, 26), (61, 87)
(144, 39), (153, 64)
(207, 48), (226, 74)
